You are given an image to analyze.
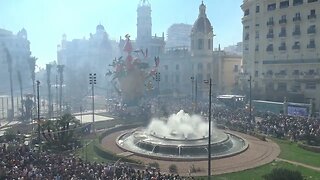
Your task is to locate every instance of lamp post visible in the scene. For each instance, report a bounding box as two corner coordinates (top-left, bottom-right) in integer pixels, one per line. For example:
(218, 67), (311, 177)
(155, 72), (160, 114)
(204, 78), (212, 180)
(191, 76), (195, 111)
(89, 73), (96, 133)
(248, 75), (252, 122)
(36, 80), (41, 144)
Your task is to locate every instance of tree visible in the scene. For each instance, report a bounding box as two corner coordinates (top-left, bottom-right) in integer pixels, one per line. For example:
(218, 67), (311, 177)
(28, 56), (37, 117)
(263, 168), (303, 180)
(41, 113), (81, 151)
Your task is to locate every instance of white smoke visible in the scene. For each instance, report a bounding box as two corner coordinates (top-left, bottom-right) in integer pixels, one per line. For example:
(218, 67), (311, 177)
(146, 110), (210, 139)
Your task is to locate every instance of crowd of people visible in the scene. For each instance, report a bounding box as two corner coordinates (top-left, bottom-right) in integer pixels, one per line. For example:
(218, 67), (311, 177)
(1, 96), (320, 179)
(0, 142), (193, 179)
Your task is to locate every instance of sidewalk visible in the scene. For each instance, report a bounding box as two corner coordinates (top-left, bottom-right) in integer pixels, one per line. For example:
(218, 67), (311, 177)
(276, 158), (320, 172)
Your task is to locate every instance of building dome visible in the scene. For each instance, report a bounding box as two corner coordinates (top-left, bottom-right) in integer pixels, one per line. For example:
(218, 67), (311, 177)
(96, 24), (105, 31)
(191, 1), (213, 34)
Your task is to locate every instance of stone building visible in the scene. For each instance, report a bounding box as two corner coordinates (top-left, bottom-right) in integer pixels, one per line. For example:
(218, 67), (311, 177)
(241, 0), (320, 108)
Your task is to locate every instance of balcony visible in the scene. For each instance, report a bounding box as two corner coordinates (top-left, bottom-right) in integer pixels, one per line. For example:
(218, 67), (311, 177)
(293, 16), (301, 22)
(267, 33), (274, 38)
(292, 45), (300, 50)
(279, 46), (287, 51)
(266, 46), (273, 52)
(275, 73), (287, 78)
(292, 30), (301, 36)
(267, 21), (274, 26)
(279, 19), (287, 24)
(307, 44), (316, 49)
(279, 32), (286, 37)
(307, 28), (316, 34)
(308, 14), (316, 20)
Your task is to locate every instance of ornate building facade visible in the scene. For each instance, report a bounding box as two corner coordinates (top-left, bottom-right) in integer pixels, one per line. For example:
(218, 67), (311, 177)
(159, 2), (242, 99)
(0, 28), (31, 93)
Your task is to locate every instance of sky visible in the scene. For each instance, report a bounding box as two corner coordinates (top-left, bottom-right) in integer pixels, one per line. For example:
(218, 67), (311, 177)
(0, 0), (243, 68)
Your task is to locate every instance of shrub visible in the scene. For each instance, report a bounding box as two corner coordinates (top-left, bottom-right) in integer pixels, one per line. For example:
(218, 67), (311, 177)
(263, 168), (303, 180)
(169, 164), (178, 173)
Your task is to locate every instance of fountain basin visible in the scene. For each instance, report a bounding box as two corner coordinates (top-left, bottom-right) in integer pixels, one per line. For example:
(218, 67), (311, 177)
(116, 128), (248, 161)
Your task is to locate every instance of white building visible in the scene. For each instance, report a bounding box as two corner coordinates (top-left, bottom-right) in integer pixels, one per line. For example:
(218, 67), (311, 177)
(0, 28), (31, 94)
(241, 0), (320, 109)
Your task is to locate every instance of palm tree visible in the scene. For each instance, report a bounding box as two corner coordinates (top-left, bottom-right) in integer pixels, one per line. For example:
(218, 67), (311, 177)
(17, 71), (24, 119)
(46, 64), (52, 119)
(41, 113), (80, 150)
(3, 45), (14, 121)
(28, 56), (37, 116)
(56, 65), (64, 114)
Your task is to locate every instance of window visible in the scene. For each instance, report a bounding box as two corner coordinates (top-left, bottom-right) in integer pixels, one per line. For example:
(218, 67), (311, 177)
(307, 25), (316, 34)
(279, 42), (286, 51)
(256, 5), (260, 13)
(267, 17), (274, 26)
(293, 24), (301, 35)
(175, 75), (180, 84)
(255, 31), (259, 39)
(293, 0), (303, 6)
(293, 13), (301, 21)
(267, 3), (276, 11)
(267, 44), (273, 52)
(280, 1), (289, 8)
(255, 71), (259, 77)
(307, 39), (316, 48)
(308, 9), (316, 19)
(279, 15), (287, 24)
(292, 70), (300, 75)
(278, 83), (287, 91)
(175, 64), (179, 70)
(308, 0), (318, 2)
(279, 27), (286, 37)
(292, 41), (300, 50)
(164, 65), (168, 70)
(255, 45), (259, 51)
(244, 9), (249, 16)
(267, 28), (274, 38)
(267, 70), (273, 75)
(208, 39), (212, 50)
(306, 82), (316, 89)
(234, 65), (239, 72)
(245, 33), (249, 40)
(198, 39), (204, 50)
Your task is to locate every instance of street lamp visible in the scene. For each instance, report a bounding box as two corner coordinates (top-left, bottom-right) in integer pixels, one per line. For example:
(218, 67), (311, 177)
(191, 76), (195, 111)
(36, 80), (41, 145)
(248, 75), (252, 122)
(155, 72), (160, 114)
(89, 73), (96, 133)
(204, 78), (212, 180)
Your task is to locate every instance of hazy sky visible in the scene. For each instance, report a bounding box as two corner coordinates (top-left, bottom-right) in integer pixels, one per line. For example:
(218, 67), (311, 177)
(0, 0), (243, 68)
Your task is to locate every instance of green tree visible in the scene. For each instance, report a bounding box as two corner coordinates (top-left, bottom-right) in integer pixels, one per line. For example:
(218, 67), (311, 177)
(41, 113), (80, 151)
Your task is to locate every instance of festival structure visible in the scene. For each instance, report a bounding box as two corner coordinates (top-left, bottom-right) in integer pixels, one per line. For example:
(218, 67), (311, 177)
(107, 34), (160, 106)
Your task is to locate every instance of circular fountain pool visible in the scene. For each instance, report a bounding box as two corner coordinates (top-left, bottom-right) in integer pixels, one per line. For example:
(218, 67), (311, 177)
(116, 110), (248, 160)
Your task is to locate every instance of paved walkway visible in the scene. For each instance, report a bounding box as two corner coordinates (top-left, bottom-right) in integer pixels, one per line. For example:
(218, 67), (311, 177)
(101, 130), (280, 176)
(276, 158), (320, 172)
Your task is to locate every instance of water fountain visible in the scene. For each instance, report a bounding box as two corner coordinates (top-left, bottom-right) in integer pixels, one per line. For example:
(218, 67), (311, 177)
(116, 110), (248, 160)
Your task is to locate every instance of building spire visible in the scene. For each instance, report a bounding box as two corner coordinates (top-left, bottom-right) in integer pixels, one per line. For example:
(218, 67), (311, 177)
(199, 1), (206, 17)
